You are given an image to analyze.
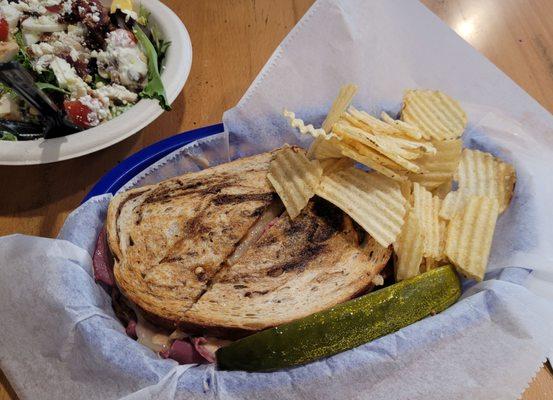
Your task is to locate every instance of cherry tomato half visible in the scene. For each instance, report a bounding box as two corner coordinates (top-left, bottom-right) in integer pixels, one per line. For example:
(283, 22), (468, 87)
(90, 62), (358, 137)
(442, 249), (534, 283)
(0, 18), (9, 42)
(64, 100), (94, 129)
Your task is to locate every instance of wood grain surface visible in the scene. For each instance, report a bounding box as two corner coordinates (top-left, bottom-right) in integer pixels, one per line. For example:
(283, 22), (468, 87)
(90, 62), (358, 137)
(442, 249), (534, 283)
(1, 0), (552, 399)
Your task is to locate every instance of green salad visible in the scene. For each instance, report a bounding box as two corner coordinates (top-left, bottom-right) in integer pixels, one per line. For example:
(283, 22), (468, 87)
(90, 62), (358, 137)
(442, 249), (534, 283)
(0, 0), (171, 140)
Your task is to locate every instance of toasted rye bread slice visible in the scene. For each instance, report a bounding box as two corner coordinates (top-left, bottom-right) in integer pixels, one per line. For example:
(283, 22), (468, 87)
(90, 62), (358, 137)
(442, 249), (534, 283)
(107, 151), (277, 324)
(181, 199), (391, 338)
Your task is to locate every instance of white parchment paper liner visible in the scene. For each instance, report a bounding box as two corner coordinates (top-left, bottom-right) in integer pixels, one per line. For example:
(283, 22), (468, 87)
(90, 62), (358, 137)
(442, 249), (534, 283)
(2, 0), (553, 398)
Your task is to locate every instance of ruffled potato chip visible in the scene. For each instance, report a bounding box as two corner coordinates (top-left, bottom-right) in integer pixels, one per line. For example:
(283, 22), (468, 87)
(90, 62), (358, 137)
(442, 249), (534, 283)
(394, 209), (424, 281)
(316, 168), (407, 247)
(457, 149), (516, 213)
(267, 147), (323, 219)
(408, 139), (463, 190)
(309, 84), (358, 159)
(401, 90), (467, 140)
(445, 196), (499, 281)
(413, 183), (442, 259)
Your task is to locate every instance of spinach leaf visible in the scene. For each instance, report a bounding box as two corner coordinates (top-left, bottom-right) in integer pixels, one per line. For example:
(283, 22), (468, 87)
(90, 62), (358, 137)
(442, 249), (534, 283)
(36, 82), (69, 94)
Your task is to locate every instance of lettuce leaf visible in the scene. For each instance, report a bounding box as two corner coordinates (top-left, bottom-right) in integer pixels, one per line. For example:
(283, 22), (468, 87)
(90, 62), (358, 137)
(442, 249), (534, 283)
(14, 31), (32, 71)
(36, 82), (69, 94)
(133, 26), (170, 111)
(151, 27), (171, 70)
(0, 132), (17, 141)
(137, 4), (150, 25)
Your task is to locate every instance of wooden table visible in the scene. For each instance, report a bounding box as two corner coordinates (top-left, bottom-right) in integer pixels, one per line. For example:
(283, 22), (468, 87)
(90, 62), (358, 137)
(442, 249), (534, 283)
(1, 0), (552, 398)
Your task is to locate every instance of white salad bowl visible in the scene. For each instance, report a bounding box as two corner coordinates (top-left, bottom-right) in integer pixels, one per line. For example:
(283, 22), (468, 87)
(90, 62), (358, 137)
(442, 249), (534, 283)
(0, 0), (192, 165)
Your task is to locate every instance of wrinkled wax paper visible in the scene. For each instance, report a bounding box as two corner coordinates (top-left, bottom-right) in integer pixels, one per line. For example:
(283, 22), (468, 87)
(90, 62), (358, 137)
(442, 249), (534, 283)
(2, 0), (553, 399)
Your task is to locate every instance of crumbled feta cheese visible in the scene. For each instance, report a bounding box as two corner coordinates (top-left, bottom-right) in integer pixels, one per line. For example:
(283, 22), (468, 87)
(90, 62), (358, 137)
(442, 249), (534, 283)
(28, 42), (55, 57)
(62, 0), (73, 15)
(95, 30), (148, 90)
(13, 0), (47, 15)
(69, 48), (79, 61)
(28, 28), (89, 64)
(95, 84), (138, 104)
(122, 9), (138, 22)
(34, 54), (55, 73)
(0, 1), (22, 31)
(106, 29), (137, 48)
(67, 23), (86, 36)
(45, 0), (63, 6)
(78, 94), (108, 126)
(49, 56), (89, 98)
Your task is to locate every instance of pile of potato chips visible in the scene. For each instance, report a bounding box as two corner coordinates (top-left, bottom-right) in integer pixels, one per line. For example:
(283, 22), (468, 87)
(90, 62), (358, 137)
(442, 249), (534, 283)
(268, 85), (516, 282)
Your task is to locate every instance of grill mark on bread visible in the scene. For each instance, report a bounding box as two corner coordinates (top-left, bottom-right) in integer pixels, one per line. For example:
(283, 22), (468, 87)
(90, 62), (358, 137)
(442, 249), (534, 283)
(159, 255), (183, 263)
(178, 198), (280, 311)
(135, 208), (143, 225)
(247, 205), (268, 218)
(212, 192), (275, 206)
(267, 243), (327, 277)
(178, 180), (204, 190)
(141, 177), (238, 205)
(233, 284), (248, 289)
(183, 212), (211, 237)
(312, 199), (346, 232)
(186, 202), (278, 304)
(244, 290), (269, 298)
(148, 191), (276, 295)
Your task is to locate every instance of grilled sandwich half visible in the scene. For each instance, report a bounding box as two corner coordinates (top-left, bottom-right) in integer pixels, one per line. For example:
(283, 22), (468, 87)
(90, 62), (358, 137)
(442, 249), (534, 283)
(107, 150), (391, 339)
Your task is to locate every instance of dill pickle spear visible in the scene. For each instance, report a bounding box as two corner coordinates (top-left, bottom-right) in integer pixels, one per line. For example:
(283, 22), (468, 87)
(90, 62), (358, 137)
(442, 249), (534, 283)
(216, 265), (461, 371)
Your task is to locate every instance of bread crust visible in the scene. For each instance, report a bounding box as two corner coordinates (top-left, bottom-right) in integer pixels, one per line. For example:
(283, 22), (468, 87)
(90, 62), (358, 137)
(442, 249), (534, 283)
(107, 186), (152, 262)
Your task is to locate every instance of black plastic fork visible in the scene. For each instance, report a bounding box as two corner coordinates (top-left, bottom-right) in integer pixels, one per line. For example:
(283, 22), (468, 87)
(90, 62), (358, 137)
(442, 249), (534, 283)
(0, 61), (81, 140)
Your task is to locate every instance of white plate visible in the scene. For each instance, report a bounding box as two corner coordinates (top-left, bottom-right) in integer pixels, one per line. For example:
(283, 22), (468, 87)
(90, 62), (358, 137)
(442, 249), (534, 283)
(0, 0), (192, 165)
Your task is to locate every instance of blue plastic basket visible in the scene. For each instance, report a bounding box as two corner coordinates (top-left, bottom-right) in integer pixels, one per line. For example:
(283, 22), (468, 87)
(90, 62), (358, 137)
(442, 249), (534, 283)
(83, 123), (224, 202)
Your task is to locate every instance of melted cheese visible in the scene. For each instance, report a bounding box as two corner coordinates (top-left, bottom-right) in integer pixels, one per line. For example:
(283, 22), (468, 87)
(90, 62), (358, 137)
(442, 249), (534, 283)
(226, 201), (284, 266)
